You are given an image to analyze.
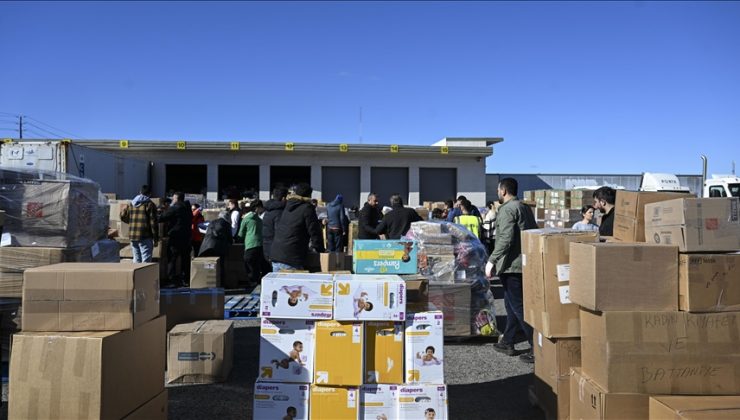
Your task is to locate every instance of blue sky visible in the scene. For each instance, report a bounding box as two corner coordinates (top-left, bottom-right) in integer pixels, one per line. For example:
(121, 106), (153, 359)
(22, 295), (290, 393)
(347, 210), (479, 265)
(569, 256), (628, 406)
(1, 1), (738, 175)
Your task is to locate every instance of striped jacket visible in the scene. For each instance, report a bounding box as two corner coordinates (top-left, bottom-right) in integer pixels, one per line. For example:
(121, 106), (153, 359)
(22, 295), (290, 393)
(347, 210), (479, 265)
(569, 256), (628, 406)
(121, 200), (159, 242)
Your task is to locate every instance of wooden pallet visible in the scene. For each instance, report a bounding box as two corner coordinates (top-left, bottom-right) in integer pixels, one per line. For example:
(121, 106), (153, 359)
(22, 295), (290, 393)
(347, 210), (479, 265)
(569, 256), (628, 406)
(224, 294), (260, 319)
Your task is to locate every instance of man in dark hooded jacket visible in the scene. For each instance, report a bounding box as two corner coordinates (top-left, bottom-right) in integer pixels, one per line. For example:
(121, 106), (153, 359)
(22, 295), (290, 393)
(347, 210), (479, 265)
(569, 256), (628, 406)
(198, 211), (232, 285)
(262, 187), (288, 264)
(326, 193), (349, 252)
(358, 193), (381, 240)
(158, 192), (192, 286)
(270, 183), (325, 271)
(374, 194), (422, 240)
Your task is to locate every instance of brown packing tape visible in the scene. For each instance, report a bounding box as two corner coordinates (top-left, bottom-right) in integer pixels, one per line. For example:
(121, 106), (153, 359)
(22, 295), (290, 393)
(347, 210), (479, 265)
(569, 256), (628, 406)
(632, 246), (643, 262)
(72, 337), (87, 378)
(40, 336), (66, 417)
(78, 392), (91, 419)
(27, 386), (40, 419)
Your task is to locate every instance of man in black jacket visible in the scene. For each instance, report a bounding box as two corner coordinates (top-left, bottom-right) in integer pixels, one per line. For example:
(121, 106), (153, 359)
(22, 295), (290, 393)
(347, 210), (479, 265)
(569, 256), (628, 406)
(270, 183), (325, 271)
(374, 194), (422, 240)
(358, 193), (381, 240)
(592, 186), (616, 237)
(262, 187), (288, 265)
(158, 192), (192, 286)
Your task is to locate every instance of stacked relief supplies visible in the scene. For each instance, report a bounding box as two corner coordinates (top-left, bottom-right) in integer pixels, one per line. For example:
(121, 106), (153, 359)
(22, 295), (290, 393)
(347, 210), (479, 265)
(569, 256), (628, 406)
(404, 221), (497, 338)
(564, 196), (740, 419)
(9, 262), (167, 419)
(0, 168), (117, 298)
(254, 272), (448, 419)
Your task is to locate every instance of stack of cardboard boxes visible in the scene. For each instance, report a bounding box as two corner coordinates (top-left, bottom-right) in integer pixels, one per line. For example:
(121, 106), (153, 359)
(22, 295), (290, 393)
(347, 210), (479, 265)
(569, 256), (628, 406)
(253, 272), (448, 419)
(522, 229), (600, 419)
(564, 195), (740, 419)
(9, 262), (167, 419)
(527, 189), (600, 228)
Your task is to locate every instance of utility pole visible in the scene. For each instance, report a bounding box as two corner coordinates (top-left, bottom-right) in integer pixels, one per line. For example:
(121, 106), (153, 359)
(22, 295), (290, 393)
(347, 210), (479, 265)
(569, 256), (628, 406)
(19, 115), (23, 139)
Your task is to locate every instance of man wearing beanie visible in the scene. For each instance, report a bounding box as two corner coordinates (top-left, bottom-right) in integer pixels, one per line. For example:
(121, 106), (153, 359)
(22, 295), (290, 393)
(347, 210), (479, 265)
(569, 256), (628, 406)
(326, 193), (349, 252)
(270, 183), (325, 271)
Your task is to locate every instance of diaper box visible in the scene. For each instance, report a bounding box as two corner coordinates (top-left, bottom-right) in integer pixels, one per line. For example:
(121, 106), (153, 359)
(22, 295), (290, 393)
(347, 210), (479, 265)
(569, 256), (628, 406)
(405, 311), (444, 384)
(252, 382), (309, 420)
(259, 318), (315, 383)
(260, 273), (334, 319)
(398, 384), (448, 420)
(310, 385), (359, 420)
(360, 384), (399, 420)
(364, 321), (404, 384)
(353, 240), (418, 274)
(314, 320), (364, 386)
(333, 274), (406, 321)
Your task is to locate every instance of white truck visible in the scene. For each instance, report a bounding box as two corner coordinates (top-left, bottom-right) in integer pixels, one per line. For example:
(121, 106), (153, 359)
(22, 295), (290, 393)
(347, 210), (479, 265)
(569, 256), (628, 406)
(640, 156), (739, 197)
(0, 140), (151, 198)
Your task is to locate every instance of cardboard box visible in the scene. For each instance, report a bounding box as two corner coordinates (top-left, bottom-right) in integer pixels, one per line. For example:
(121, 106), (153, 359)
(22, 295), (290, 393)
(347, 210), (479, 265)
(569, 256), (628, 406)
(570, 368), (649, 420)
(253, 382), (309, 420)
(569, 242), (678, 311)
(360, 384), (399, 420)
(319, 252), (347, 272)
(580, 309), (740, 394)
(314, 320), (363, 386)
(405, 311), (444, 384)
(190, 256), (221, 288)
(310, 385), (359, 419)
(613, 191), (688, 243)
(645, 198), (740, 252)
(534, 331), (581, 392)
(202, 209), (223, 222)
(167, 320), (233, 384)
(109, 199), (132, 222)
(398, 384), (448, 420)
(353, 240), (418, 274)
(9, 316), (165, 420)
(544, 220), (576, 229)
(364, 321), (404, 384)
(347, 220), (359, 256)
(0, 272), (22, 298)
(531, 375), (569, 420)
(22, 262), (160, 331)
(259, 318), (315, 383)
(0, 247), (66, 272)
(649, 395), (740, 420)
(679, 253), (740, 312)
(160, 287), (225, 331)
(333, 274), (406, 321)
(260, 273), (334, 319)
(403, 275), (429, 313)
(428, 283), (471, 336)
(123, 390), (168, 420)
(545, 208), (581, 221)
(522, 229), (599, 338)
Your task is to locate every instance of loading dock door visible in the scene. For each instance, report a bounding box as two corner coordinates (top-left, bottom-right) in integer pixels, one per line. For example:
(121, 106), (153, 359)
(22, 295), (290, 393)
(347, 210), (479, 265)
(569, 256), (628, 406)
(371, 167), (409, 207)
(420, 168), (457, 203)
(322, 167), (361, 208)
(270, 166), (311, 193)
(219, 165), (259, 200)
(165, 164), (207, 195)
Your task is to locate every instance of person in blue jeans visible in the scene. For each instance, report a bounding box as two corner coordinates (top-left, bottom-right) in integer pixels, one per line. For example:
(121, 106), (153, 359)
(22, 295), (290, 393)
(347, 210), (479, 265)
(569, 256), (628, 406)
(485, 177), (538, 363)
(120, 185), (159, 263)
(326, 194), (349, 252)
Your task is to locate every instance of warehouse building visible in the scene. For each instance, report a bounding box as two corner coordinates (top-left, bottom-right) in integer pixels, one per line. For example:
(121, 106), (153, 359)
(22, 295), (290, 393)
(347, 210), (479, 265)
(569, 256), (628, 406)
(72, 137), (500, 208)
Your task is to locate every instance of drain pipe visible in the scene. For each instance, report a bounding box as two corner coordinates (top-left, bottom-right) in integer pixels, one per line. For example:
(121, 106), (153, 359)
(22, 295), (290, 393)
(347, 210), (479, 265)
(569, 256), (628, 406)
(701, 155), (708, 193)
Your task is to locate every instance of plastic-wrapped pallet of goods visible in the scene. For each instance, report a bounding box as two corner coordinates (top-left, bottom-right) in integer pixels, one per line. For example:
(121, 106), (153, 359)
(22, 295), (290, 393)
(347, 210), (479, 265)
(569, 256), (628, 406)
(406, 221), (498, 338)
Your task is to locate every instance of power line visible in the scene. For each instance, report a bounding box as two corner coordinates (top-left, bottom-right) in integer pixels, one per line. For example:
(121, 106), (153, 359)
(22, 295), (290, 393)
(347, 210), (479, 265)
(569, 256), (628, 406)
(24, 116), (85, 139)
(23, 122), (65, 138)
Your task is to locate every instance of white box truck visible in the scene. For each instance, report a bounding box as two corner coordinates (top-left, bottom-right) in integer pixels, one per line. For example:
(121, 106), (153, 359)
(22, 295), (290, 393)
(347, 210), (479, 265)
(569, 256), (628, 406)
(0, 140), (151, 199)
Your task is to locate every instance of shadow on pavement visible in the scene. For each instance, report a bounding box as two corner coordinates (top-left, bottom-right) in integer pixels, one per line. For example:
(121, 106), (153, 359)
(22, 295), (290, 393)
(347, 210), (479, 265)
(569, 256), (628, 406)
(449, 374), (545, 420)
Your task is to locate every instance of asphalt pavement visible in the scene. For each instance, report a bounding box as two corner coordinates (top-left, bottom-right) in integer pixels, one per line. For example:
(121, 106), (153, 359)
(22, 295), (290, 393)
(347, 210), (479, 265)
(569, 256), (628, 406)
(0, 284), (546, 420)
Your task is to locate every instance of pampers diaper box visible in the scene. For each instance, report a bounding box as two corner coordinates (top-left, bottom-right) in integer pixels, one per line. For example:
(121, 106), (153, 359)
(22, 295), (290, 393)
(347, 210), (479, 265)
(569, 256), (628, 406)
(364, 321), (404, 384)
(252, 382), (309, 420)
(399, 384), (448, 420)
(260, 272), (334, 319)
(353, 240), (418, 274)
(405, 311), (444, 384)
(258, 318), (315, 383)
(310, 385), (359, 420)
(314, 320), (364, 386)
(333, 274), (406, 321)
(360, 384), (399, 420)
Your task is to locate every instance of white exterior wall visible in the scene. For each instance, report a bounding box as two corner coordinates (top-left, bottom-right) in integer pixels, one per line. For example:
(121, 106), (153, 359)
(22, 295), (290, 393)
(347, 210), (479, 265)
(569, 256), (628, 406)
(111, 149), (489, 207)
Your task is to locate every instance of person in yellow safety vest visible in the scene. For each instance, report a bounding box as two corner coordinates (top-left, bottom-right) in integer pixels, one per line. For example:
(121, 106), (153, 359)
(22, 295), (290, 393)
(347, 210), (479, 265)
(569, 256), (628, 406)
(454, 199), (482, 238)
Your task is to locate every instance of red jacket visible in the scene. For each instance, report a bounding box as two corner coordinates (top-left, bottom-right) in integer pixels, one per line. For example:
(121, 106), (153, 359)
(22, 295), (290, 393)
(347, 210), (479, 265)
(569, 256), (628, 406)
(191, 208), (205, 242)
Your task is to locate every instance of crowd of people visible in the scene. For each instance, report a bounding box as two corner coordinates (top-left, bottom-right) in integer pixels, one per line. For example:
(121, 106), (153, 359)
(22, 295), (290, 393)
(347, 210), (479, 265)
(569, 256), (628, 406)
(122, 180), (617, 365)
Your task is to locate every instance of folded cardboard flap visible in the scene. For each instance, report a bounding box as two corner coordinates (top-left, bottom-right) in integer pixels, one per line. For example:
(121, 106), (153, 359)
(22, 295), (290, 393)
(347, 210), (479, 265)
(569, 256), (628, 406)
(649, 395), (740, 419)
(679, 253), (740, 313)
(167, 320), (234, 384)
(569, 367), (649, 420)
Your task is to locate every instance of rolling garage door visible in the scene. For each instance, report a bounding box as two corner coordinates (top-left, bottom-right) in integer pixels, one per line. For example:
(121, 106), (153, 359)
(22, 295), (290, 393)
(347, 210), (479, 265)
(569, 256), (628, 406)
(420, 168), (456, 203)
(322, 167), (361, 208)
(371, 167), (409, 207)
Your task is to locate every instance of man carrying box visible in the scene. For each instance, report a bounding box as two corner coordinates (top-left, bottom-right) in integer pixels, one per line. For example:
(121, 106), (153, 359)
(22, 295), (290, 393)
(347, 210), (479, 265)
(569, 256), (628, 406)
(486, 177), (537, 362)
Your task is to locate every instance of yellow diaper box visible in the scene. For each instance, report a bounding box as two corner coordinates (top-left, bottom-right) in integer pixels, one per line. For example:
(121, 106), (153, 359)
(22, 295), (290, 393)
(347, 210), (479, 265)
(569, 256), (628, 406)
(259, 318), (315, 383)
(333, 274), (406, 321)
(405, 311), (445, 384)
(315, 320), (364, 386)
(399, 384), (448, 420)
(364, 321), (404, 384)
(310, 385), (359, 420)
(260, 272), (334, 319)
(252, 382), (309, 420)
(360, 384), (399, 420)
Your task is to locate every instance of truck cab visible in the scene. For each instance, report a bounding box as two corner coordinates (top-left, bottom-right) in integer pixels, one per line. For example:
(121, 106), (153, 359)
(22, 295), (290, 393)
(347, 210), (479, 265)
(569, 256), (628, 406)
(704, 175), (740, 198)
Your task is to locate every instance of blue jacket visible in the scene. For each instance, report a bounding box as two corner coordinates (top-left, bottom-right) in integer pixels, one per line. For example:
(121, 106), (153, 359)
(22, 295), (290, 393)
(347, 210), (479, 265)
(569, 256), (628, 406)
(327, 197), (349, 231)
